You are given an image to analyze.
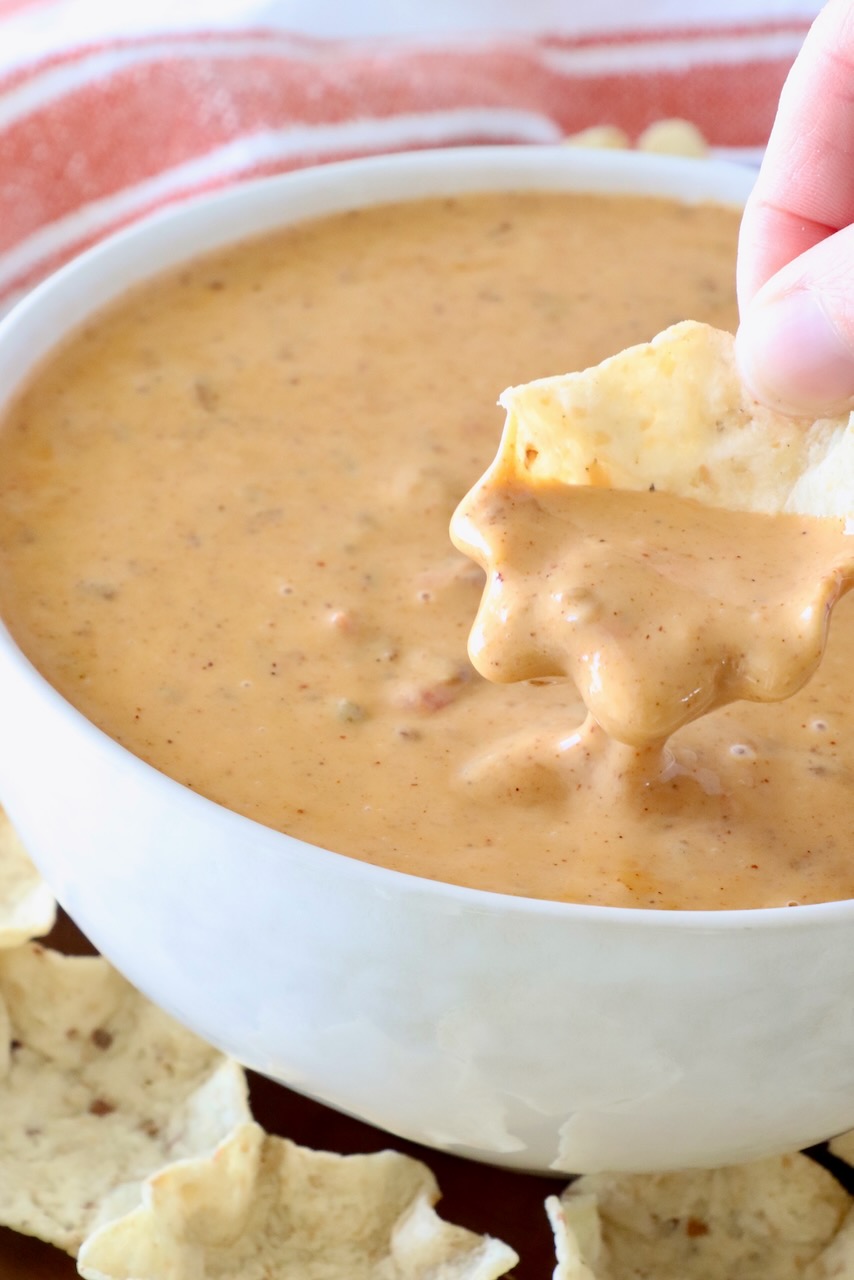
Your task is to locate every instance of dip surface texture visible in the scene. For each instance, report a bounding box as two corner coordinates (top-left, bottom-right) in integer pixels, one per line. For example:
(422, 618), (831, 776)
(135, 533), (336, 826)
(2, 190), (847, 911)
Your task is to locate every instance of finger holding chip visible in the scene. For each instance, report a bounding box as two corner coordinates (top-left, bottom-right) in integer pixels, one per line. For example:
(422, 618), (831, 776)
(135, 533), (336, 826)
(484, 322), (854, 518)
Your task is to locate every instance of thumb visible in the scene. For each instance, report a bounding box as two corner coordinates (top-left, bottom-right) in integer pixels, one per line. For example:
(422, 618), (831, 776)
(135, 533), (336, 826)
(736, 222), (854, 418)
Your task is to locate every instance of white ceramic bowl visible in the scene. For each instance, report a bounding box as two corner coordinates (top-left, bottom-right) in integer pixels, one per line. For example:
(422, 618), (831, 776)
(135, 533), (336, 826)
(0, 147), (852, 1176)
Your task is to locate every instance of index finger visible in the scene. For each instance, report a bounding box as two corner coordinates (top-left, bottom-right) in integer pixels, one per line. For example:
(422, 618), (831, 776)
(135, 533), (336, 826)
(737, 0), (854, 310)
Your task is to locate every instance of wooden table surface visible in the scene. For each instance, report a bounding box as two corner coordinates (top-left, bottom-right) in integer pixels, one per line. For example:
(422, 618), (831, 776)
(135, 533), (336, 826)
(0, 912), (566, 1279)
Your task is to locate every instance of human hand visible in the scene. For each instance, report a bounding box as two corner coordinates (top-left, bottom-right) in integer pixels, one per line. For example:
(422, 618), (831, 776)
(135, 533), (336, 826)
(736, 0), (854, 416)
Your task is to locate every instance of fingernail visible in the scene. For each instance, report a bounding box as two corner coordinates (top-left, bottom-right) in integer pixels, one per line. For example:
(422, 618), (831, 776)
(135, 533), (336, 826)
(736, 289), (854, 416)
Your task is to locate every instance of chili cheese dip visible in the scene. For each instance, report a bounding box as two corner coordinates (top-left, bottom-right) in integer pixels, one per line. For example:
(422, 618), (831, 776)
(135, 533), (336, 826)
(453, 482), (854, 748)
(2, 191), (851, 911)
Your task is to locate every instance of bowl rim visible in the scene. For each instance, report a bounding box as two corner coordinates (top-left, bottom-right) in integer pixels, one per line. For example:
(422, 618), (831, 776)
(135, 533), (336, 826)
(1, 142), (849, 932)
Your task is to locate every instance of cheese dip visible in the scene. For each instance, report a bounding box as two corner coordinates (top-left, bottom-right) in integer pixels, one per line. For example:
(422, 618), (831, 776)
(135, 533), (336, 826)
(2, 191), (849, 911)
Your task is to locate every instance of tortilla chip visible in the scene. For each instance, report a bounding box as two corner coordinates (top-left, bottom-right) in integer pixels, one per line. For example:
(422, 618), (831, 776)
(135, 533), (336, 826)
(830, 1132), (854, 1167)
(0, 807), (55, 946)
(0, 942), (250, 1254)
(488, 321), (854, 518)
(563, 126), (630, 150)
(546, 1191), (600, 1280)
(636, 119), (708, 157)
(804, 1205), (854, 1278)
(546, 1154), (853, 1279)
(78, 1126), (519, 1280)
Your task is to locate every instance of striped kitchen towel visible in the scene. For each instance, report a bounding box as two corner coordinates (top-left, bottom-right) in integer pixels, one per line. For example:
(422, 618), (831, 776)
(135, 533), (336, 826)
(0, 0), (818, 312)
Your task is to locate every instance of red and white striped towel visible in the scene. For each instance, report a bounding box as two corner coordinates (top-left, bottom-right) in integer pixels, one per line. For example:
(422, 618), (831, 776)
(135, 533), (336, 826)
(0, 0), (819, 313)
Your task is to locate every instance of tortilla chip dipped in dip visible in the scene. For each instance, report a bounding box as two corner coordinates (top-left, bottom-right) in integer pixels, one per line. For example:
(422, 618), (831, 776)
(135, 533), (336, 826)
(448, 319), (854, 909)
(451, 321), (854, 748)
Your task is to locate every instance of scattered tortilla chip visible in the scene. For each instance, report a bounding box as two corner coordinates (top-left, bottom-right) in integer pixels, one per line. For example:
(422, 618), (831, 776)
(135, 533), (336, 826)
(637, 119), (708, 157)
(547, 1191), (600, 1280)
(562, 120), (706, 155)
(491, 321), (854, 518)
(0, 942), (250, 1254)
(0, 807), (55, 946)
(803, 1205), (854, 1278)
(546, 1154), (853, 1280)
(78, 1125), (519, 1280)
(830, 1132), (854, 1167)
(563, 126), (630, 150)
